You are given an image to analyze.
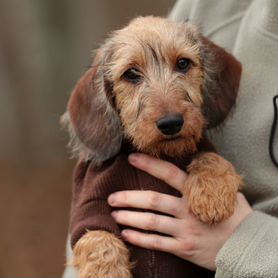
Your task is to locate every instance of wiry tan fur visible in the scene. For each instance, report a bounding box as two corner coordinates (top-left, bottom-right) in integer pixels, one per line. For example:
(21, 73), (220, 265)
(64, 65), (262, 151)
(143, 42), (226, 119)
(110, 18), (205, 158)
(71, 231), (132, 278)
(62, 16), (242, 277)
(185, 152), (243, 224)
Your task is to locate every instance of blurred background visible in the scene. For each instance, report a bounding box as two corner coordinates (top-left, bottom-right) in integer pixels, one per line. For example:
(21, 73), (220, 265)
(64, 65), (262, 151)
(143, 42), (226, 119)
(0, 0), (175, 276)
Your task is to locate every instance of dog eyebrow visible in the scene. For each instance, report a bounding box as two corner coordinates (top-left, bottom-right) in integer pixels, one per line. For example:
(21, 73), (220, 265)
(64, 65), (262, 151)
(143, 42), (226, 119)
(186, 91), (194, 103)
(146, 43), (159, 64)
(86, 64), (98, 69)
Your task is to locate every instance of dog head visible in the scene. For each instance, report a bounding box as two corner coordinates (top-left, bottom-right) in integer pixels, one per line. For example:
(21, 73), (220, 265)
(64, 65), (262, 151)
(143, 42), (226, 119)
(62, 16), (242, 165)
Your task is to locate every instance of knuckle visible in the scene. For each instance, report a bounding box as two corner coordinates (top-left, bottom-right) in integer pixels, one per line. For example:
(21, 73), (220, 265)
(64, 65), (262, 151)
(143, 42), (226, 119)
(168, 206), (179, 217)
(120, 191), (132, 206)
(187, 224), (201, 237)
(150, 236), (162, 250)
(169, 201), (183, 217)
(148, 191), (161, 209)
(146, 213), (159, 230)
(180, 239), (195, 256)
(165, 165), (180, 181)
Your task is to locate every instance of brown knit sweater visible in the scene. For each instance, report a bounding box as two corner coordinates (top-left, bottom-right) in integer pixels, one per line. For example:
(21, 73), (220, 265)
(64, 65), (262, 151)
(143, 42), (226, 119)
(70, 139), (215, 278)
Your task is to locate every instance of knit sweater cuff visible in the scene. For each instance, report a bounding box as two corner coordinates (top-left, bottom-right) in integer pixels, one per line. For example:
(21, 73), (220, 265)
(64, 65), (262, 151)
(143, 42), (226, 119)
(70, 200), (120, 248)
(215, 211), (278, 278)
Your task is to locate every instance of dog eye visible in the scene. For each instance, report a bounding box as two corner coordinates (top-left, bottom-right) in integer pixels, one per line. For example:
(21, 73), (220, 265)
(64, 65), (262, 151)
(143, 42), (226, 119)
(122, 68), (141, 84)
(176, 58), (191, 73)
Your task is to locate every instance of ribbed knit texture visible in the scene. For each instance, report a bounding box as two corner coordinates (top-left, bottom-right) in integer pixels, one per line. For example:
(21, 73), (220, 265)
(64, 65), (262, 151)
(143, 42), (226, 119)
(70, 139), (215, 278)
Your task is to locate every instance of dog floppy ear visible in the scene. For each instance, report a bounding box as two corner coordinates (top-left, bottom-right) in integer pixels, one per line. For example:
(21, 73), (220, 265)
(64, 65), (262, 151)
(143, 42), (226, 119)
(200, 37), (242, 129)
(61, 49), (122, 166)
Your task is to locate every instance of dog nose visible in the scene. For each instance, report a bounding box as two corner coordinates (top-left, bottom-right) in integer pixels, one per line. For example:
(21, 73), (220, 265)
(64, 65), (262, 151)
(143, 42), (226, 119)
(156, 115), (184, 135)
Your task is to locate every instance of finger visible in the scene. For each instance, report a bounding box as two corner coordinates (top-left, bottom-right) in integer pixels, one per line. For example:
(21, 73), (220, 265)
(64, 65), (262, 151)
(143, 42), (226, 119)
(121, 229), (180, 255)
(108, 190), (185, 218)
(128, 153), (187, 193)
(112, 210), (180, 237)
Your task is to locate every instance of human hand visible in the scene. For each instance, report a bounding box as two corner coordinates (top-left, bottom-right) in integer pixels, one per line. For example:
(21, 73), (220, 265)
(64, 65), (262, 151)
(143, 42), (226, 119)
(108, 153), (252, 271)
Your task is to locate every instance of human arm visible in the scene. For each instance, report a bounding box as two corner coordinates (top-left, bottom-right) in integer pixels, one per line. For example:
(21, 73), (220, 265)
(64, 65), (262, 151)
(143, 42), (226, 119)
(166, 0), (278, 277)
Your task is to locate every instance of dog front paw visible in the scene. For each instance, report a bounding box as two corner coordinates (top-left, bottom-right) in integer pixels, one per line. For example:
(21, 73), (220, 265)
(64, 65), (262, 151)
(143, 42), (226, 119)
(185, 153), (243, 224)
(186, 182), (237, 224)
(72, 230), (133, 278)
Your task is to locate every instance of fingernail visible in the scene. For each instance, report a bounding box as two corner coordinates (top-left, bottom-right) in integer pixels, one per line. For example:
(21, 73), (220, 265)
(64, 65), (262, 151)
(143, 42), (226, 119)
(111, 211), (118, 219)
(128, 153), (140, 164)
(108, 194), (115, 205)
(121, 230), (129, 239)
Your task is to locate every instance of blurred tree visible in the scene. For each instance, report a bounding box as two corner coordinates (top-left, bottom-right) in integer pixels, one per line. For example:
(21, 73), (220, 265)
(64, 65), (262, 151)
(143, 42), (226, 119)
(0, 0), (175, 276)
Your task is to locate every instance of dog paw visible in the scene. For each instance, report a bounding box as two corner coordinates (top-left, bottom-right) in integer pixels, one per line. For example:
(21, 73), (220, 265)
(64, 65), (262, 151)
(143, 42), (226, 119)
(185, 153), (243, 224)
(72, 230), (132, 278)
(187, 187), (236, 224)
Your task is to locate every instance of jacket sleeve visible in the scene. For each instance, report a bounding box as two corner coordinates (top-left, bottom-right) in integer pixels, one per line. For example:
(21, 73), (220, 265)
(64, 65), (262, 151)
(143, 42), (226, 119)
(215, 211), (278, 278)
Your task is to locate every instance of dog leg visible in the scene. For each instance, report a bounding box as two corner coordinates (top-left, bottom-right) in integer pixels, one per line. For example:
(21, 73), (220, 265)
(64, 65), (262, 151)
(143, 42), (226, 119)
(184, 152), (243, 224)
(71, 230), (132, 278)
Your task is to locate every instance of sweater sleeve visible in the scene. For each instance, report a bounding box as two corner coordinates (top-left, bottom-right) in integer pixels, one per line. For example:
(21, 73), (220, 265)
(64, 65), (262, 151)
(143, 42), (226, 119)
(70, 159), (121, 248)
(70, 199), (120, 248)
(215, 211), (278, 278)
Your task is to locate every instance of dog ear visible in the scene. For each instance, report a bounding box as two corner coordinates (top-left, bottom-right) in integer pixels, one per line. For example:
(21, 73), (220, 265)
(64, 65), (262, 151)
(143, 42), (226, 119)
(200, 37), (242, 129)
(61, 49), (122, 166)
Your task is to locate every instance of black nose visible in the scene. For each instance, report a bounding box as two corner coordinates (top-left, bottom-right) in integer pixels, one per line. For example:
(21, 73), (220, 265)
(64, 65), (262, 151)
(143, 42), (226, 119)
(156, 115), (184, 135)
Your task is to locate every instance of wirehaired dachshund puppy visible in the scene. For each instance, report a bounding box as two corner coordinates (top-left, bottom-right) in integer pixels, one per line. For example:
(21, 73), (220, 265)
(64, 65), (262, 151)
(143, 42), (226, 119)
(62, 16), (243, 278)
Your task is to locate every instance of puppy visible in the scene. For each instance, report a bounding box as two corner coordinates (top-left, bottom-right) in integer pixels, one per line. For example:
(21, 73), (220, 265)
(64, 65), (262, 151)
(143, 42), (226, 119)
(62, 16), (243, 278)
